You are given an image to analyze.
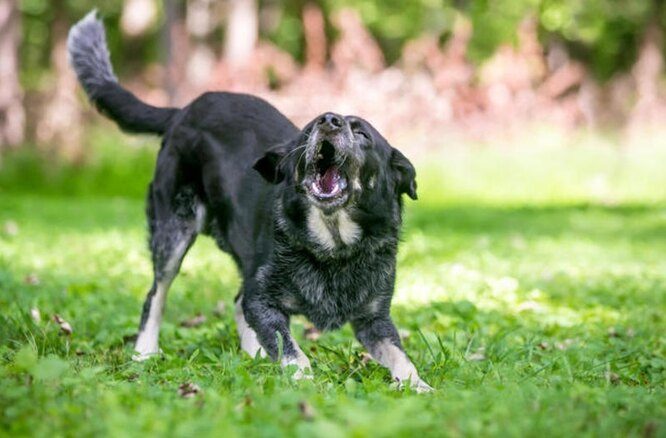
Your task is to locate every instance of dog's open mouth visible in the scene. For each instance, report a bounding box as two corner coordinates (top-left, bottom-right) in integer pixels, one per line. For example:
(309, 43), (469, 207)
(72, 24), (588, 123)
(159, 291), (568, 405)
(310, 140), (348, 200)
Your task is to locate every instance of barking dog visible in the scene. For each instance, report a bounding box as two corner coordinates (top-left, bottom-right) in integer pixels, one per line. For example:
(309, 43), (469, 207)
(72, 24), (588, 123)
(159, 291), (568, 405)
(68, 11), (432, 392)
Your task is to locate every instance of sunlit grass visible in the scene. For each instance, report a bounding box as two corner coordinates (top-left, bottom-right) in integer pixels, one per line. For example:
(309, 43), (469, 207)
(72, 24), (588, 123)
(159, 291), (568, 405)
(1, 137), (665, 436)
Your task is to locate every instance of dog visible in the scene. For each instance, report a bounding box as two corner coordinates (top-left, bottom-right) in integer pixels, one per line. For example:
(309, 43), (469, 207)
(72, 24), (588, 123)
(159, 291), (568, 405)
(68, 11), (432, 392)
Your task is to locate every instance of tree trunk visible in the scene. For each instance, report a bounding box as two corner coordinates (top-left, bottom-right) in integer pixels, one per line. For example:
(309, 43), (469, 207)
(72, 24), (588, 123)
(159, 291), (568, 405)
(303, 2), (327, 72)
(162, 0), (189, 105)
(224, 0), (258, 69)
(36, 0), (83, 161)
(632, 22), (663, 113)
(185, 0), (218, 94)
(627, 18), (664, 137)
(0, 0), (25, 149)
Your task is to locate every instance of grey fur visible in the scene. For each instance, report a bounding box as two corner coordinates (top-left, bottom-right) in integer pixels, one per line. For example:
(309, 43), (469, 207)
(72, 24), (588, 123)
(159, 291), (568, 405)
(67, 10), (117, 99)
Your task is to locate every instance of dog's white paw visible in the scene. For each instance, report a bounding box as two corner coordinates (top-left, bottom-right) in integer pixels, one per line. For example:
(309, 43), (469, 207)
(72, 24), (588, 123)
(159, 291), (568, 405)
(282, 354), (313, 380)
(291, 367), (314, 380)
(411, 378), (434, 393)
(396, 376), (434, 393)
(132, 350), (161, 362)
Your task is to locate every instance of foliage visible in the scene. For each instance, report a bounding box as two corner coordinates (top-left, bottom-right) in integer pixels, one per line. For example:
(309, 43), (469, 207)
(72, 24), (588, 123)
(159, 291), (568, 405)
(538, 0), (659, 80)
(320, 0), (459, 63)
(1, 136), (665, 436)
(18, 0), (159, 88)
(464, 0), (540, 63)
(16, 0), (666, 89)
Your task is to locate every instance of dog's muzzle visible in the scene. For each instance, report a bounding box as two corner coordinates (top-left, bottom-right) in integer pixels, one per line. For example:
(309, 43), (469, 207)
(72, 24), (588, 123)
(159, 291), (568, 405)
(302, 113), (357, 210)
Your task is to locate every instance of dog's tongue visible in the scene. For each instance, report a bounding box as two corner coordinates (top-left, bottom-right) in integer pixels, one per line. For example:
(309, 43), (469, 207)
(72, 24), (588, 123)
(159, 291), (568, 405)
(320, 167), (340, 194)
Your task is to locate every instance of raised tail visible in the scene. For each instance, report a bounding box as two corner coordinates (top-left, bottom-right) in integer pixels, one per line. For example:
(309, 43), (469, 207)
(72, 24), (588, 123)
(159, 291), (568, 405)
(67, 11), (178, 135)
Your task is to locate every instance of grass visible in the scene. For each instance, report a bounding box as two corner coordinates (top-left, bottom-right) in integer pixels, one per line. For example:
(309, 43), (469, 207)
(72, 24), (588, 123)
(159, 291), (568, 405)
(1, 132), (665, 437)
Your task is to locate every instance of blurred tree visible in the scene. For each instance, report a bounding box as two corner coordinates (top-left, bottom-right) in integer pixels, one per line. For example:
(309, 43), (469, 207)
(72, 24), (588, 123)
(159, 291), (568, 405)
(464, 0), (538, 63)
(121, 0), (158, 37)
(5, 0), (666, 151)
(629, 1), (665, 130)
(185, 0), (219, 95)
(538, 0), (655, 80)
(331, 8), (385, 75)
(225, 0), (258, 68)
(35, 0), (83, 161)
(163, 0), (188, 104)
(279, 0), (666, 82)
(0, 0), (25, 149)
(302, 2), (326, 72)
(262, 0), (307, 63)
(323, 0), (456, 64)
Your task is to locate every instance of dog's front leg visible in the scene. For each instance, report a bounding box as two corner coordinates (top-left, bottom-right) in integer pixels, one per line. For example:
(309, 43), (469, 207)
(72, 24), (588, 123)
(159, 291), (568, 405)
(241, 293), (312, 379)
(352, 316), (433, 393)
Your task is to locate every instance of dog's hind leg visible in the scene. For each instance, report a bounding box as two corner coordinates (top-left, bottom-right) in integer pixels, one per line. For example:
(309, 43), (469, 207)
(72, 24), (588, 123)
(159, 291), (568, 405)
(134, 164), (204, 360)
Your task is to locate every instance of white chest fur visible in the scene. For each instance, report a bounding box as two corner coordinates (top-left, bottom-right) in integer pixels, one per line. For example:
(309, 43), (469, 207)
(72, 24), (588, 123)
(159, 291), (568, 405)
(307, 206), (362, 250)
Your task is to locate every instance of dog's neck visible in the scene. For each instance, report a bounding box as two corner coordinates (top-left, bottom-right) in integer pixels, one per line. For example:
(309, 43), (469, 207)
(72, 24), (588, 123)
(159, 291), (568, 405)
(274, 197), (400, 261)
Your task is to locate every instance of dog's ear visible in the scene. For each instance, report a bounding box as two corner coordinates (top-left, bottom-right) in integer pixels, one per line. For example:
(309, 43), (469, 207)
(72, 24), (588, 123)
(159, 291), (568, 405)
(391, 148), (417, 200)
(254, 143), (289, 184)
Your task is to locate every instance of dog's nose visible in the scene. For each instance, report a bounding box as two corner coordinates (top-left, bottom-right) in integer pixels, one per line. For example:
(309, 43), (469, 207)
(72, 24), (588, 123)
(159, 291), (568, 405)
(318, 112), (343, 132)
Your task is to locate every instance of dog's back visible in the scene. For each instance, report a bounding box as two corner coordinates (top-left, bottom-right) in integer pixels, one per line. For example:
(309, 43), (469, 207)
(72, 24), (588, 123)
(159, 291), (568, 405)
(68, 12), (299, 267)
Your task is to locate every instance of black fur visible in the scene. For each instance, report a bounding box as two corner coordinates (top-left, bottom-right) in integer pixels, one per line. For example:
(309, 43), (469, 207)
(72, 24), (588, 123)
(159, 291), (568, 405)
(69, 13), (421, 378)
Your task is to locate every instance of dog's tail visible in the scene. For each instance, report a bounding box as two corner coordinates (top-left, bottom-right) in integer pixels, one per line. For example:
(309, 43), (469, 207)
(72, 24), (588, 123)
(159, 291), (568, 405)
(67, 11), (177, 135)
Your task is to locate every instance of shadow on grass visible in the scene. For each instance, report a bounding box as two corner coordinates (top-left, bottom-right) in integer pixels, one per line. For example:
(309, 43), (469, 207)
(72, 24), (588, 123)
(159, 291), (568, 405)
(405, 202), (666, 243)
(3, 194), (664, 239)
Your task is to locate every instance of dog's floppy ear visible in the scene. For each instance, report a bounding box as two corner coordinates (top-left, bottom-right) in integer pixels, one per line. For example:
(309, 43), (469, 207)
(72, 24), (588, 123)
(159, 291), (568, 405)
(391, 148), (417, 200)
(253, 143), (289, 184)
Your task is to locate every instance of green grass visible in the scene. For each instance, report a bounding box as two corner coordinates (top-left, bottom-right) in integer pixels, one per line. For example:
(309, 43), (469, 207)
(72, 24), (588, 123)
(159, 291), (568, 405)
(1, 137), (665, 437)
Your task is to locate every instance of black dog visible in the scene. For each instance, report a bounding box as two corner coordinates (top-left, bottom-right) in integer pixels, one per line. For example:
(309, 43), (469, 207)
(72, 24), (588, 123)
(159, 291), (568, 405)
(68, 11), (432, 392)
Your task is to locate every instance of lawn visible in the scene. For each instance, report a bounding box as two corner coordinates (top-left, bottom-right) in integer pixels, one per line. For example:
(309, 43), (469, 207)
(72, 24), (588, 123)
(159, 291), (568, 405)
(1, 134), (665, 437)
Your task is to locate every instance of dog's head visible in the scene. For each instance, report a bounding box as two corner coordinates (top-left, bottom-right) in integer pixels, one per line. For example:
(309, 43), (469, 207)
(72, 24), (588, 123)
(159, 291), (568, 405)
(254, 112), (417, 215)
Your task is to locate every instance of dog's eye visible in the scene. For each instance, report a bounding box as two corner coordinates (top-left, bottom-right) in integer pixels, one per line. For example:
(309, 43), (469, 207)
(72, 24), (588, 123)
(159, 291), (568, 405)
(354, 130), (370, 141)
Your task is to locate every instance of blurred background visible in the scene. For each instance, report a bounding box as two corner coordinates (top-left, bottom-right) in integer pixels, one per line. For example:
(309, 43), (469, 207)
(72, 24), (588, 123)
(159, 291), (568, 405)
(1, 0), (666, 200)
(3, 3), (666, 432)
